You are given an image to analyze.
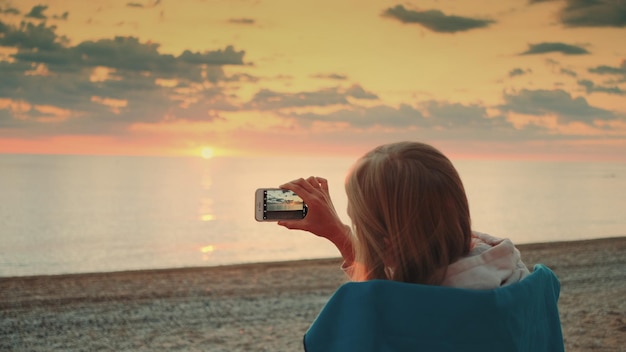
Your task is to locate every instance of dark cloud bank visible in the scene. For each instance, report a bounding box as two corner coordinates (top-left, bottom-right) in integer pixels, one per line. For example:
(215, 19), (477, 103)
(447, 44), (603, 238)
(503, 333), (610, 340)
(520, 42), (590, 55)
(0, 18), (248, 134)
(529, 0), (626, 28)
(382, 5), (494, 33)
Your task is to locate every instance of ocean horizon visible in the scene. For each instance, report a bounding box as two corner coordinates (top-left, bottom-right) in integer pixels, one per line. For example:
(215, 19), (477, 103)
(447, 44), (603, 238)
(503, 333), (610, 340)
(1, 153), (625, 277)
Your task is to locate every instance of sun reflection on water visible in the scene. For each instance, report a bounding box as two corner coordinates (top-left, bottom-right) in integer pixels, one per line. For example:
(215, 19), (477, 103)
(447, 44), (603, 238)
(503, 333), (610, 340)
(200, 244), (216, 261)
(198, 159), (215, 221)
(201, 213), (215, 221)
(200, 245), (215, 253)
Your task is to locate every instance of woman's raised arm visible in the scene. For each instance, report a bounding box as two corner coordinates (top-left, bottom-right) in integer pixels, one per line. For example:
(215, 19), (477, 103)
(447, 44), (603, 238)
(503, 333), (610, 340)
(278, 176), (354, 266)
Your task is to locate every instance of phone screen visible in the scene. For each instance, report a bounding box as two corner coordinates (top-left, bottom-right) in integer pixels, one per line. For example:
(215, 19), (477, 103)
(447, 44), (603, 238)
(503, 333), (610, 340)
(261, 189), (307, 221)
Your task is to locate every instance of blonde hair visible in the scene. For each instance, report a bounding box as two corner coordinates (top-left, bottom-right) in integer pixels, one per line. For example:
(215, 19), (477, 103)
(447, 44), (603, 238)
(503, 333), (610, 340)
(345, 141), (471, 284)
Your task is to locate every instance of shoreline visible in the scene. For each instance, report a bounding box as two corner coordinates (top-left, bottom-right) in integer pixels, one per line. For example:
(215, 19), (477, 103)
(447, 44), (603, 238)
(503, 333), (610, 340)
(3, 235), (624, 280)
(2, 236), (625, 351)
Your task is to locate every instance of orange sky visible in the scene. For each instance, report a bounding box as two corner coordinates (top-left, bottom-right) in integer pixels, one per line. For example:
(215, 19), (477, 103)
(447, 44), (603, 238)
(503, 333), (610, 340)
(0, 0), (625, 160)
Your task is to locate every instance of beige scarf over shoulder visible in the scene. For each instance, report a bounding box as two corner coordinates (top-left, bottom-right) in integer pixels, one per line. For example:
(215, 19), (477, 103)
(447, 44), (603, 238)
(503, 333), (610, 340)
(442, 231), (531, 290)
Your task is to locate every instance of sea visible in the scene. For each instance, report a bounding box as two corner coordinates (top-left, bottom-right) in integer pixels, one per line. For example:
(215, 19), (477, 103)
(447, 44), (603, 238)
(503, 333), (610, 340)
(1, 154), (625, 277)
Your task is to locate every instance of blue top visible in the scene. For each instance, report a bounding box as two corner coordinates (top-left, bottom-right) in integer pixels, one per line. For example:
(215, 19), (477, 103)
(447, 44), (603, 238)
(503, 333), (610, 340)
(304, 264), (564, 352)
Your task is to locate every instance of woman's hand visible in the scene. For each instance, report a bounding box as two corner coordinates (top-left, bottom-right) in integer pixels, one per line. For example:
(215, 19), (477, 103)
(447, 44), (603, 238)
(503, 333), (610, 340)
(278, 176), (354, 264)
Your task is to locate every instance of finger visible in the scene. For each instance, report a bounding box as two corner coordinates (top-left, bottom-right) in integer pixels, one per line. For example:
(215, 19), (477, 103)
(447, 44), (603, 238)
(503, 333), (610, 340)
(316, 177), (329, 192)
(306, 176), (322, 189)
(282, 177), (308, 186)
(279, 178), (306, 194)
(279, 177), (303, 190)
(284, 177), (318, 194)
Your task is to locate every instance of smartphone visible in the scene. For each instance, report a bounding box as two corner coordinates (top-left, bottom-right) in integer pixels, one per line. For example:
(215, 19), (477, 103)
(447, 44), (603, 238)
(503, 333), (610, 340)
(255, 188), (307, 221)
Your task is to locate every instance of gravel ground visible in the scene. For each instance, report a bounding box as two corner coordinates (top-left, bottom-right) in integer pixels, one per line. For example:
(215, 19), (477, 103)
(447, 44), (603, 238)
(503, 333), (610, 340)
(1, 236), (625, 351)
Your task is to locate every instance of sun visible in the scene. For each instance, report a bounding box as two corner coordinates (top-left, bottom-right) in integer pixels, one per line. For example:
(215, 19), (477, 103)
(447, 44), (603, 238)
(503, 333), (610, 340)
(201, 147), (215, 159)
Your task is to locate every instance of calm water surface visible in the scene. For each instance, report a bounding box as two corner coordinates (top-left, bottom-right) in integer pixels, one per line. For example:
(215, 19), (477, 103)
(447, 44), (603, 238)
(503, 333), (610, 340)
(1, 154), (624, 276)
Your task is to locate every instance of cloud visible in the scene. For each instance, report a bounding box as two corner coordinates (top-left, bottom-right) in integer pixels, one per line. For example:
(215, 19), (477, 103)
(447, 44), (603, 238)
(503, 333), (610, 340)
(543, 58), (579, 77)
(0, 19), (251, 136)
(0, 20), (245, 78)
(247, 88), (349, 110)
(588, 61), (626, 82)
(126, 1), (162, 9)
(53, 12), (69, 20)
(76, 37), (174, 71)
(290, 104), (427, 129)
(289, 100), (517, 132)
(0, 6), (20, 15)
(578, 79), (625, 95)
(520, 42), (590, 55)
(528, 0), (626, 28)
(0, 61), (230, 135)
(178, 46), (245, 65)
(229, 18), (255, 25)
(346, 85), (378, 100)
(312, 73), (348, 80)
(500, 89), (615, 124)
(560, 68), (577, 77)
(509, 68), (531, 77)
(422, 101), (513, 129)
(24, 5), (48, 19)
(382, 5), (495, 33)
(1, 63), (159, 118)
(246, 85), (377, 110)
(589, 64), (625, 75)
(22, 5), (68, 21)
(0, 20), (69, 50)
(560, 0), (626, 28)
(11, 36), (186, 75)
(0, 108), (18, 128)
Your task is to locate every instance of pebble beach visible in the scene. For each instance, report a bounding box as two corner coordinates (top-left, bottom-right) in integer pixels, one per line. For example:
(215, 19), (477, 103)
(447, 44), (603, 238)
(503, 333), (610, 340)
(1, 236), (625, 351)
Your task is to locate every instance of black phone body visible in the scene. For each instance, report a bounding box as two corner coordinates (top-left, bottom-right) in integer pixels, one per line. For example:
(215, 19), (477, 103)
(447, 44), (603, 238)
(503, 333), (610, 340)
(255, 188), (307, 221)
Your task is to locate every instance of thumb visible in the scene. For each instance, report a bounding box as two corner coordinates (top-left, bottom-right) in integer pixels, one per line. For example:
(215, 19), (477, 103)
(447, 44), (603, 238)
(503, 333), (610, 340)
(277, 220), (305, 231)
